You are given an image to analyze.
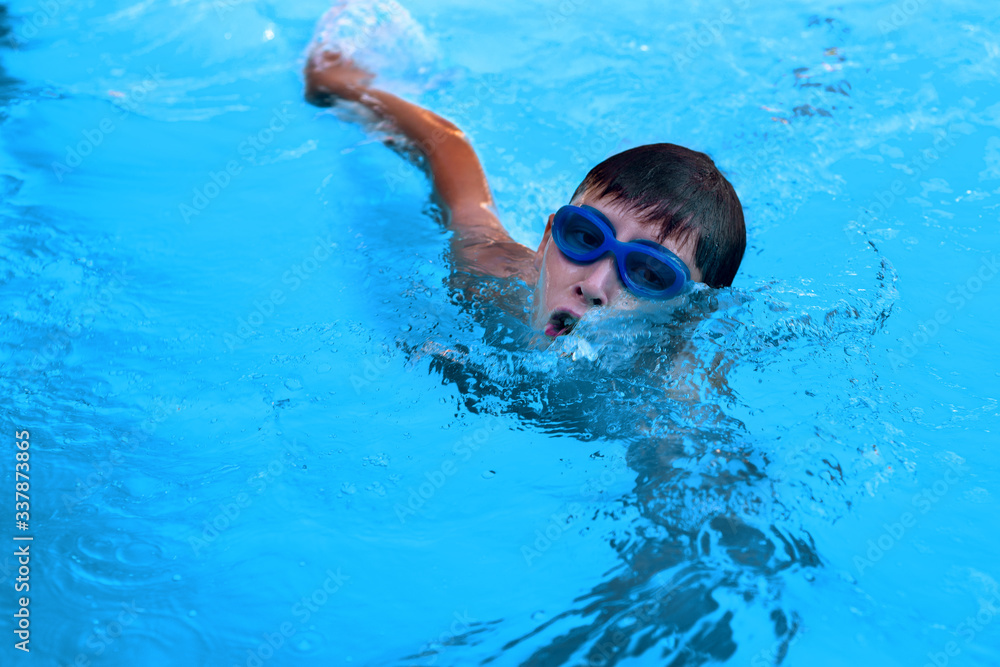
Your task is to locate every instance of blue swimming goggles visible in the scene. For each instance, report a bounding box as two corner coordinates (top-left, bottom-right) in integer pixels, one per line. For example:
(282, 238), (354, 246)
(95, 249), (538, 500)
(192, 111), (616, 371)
(552, 205), (691, 300)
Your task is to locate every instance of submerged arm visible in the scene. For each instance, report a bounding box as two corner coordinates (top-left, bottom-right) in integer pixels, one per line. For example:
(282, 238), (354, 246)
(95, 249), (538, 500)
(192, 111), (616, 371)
(304, 51), (534, 277)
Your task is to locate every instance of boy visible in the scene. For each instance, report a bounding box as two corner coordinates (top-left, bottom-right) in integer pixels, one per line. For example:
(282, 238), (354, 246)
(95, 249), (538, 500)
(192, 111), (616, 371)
(304, 50), (746, 339)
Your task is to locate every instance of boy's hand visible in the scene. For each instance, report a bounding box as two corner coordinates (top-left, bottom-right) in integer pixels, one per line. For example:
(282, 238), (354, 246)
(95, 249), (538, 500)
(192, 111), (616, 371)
(304, 50), (374, 106)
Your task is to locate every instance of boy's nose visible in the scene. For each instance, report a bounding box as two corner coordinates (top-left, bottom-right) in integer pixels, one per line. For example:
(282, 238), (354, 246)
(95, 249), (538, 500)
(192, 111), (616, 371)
(575, 255), (619, 307)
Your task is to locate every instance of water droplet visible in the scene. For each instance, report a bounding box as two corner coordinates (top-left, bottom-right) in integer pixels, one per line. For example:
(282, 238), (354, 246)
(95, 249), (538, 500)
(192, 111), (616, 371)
(363, 453), (389, 467)
(482, 470), (496, 479)
(285, 378), (303, 391)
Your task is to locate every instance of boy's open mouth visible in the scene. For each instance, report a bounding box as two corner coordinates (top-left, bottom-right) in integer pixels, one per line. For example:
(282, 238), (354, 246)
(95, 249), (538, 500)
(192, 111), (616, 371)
(544, 310), (580, 338)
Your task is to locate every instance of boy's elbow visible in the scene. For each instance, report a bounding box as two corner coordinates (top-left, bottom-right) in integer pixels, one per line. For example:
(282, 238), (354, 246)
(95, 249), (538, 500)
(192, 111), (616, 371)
(418, 112), (461, 142)
(424, 111), (464, 140)
(435, 123), (468, 147)
(439, 117), (463, 136)
(419, 122), (474, 162)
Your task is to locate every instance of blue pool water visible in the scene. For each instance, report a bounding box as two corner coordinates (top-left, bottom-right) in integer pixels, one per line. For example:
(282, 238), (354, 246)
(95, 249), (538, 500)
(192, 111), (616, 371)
(1, 0), (999, 665)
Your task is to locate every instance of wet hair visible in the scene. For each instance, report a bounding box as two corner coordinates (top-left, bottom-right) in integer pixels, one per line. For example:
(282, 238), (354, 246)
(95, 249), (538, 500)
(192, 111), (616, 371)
(570, 143), (746, 287)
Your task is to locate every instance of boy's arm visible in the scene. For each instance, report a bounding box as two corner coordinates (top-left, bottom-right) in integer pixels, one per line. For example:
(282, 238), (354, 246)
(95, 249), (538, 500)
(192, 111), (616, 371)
(304, 52), (535, 278)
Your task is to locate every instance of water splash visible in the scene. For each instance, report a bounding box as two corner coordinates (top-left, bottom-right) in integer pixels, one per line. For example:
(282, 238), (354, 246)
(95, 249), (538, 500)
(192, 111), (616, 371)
(307, 0), (439, 97)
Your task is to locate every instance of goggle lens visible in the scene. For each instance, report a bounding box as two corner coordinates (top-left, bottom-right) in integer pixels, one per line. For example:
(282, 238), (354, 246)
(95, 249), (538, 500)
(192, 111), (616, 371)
(559, 213), (606, 255)
(624, 250), (675, 293)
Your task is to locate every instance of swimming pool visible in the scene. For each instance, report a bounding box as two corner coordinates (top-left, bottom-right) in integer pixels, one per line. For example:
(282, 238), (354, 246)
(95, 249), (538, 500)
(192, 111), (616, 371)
(2, 0), (999, 664)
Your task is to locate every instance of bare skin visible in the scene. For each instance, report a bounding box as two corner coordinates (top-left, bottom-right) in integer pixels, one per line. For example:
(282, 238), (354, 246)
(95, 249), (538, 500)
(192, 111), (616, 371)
(303, 50), (702, 338)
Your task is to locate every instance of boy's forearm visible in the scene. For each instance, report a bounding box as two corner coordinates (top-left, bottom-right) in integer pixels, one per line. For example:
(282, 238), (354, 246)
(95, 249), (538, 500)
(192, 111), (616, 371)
(305, 55), (518, 256)
(356, 89), (495, 213)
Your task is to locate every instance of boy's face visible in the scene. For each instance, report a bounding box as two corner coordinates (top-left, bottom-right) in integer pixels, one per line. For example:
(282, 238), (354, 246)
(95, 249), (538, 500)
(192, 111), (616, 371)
(530, 193), (703, 338)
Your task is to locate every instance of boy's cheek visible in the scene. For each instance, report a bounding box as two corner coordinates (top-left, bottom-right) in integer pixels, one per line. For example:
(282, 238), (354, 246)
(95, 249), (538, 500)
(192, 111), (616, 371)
(530, 271), (551, 327)
(538, 254), (576, 302)
(531, 258), (568, 327)
(532, 232), (553, 273)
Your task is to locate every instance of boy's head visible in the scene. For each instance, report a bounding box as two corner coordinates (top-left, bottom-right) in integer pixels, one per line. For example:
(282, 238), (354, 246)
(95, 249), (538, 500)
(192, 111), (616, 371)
(570, 143), (746, 287)
(531, 143), (746, 337)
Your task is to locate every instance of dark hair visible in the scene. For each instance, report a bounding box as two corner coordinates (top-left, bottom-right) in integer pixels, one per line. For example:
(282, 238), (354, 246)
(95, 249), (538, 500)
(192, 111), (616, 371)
(570, 143), (746, 287)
